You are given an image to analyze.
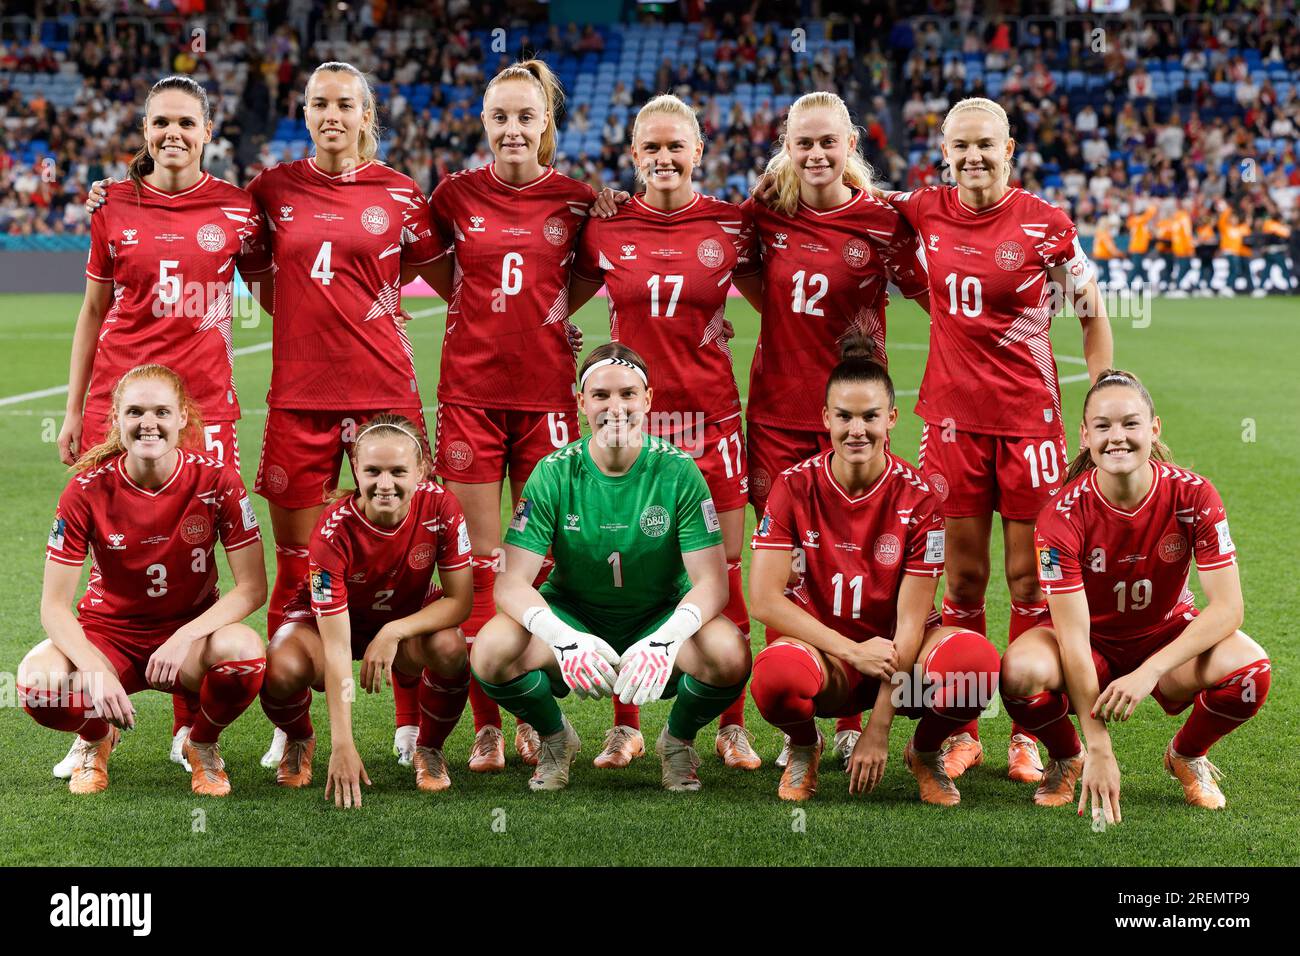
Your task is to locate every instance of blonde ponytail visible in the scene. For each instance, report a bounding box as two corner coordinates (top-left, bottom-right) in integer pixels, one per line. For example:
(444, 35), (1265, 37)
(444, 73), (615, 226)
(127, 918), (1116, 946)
(308, 62), (382, 163)
(485, 59), (564, 166)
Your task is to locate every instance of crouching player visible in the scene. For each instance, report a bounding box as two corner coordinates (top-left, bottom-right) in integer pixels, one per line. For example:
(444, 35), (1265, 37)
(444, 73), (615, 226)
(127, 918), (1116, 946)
(1001, 370), (1270, 819)
(470, 344), (751, 792)
(748, 342), (1001, 804)
(21, 364), (266, 797)
(259, 415), (473, 808)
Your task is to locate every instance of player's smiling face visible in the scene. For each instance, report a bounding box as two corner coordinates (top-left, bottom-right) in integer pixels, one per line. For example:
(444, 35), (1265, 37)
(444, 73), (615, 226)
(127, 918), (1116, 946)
(145, 89), (211, 173)
(1083, 386), (1160, 480)
(787, 107), (852, 190)
(305, 71), (368, 159)
(482, 79), (547, 169)
(942, 110), (1014, 193)
(580, 365), (652, 449)
(633, 114), (702, 198)
(823, 380), (896, 467)
(353, 435), (423, 524)
(117, 377), (186, 464)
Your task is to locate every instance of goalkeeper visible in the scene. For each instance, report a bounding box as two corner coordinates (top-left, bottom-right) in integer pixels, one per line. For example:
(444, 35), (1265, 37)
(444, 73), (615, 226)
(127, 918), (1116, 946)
(470, 343), (751, 793)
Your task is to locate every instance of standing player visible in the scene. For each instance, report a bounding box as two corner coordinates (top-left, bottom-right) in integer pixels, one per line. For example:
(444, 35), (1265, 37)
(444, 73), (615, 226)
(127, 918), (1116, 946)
(1000, 370), (1269, 818)
(748, 342), (1000, 804)
(568, 94), (763, 772)
(21, 365), (267, 796)
(883, 97), (1113, 782)
(417, 61), (596, 773)
(470, 344), (751, 792)
(258, 415), (473, 806)
(741, 91), (930, 767)
(55, 75), (265, 777)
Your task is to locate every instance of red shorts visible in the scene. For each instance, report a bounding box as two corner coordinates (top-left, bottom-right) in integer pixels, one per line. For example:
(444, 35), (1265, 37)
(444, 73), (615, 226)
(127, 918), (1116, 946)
(1090, 609), (1199, 715)
(917, 422), (1068, 521)
(281, 594), (444, 680)
(746, 420), (830, 513)
(650, 413), (748, 513)
(255, 407), (429, 509)
(82, 417), (241, 473)
(434, 402), (578, 485)
(83, 620), (181, 695)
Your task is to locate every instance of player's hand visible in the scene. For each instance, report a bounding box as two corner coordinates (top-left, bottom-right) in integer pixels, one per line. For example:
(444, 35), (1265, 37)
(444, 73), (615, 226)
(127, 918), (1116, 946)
(549, 631), (621, 700)
(88, 669), (135, 730)
(592, 187), (630, 218)
(751, 171), (778, 206)
(395, 307), (415, 335)
(1078, 747), (1122, 826)
(360, 629), (400, 694)
(84, 178), (114, 214)
(843, 636), (898, 680)
(721, 318), (735, 341)
(566, 320), (584, 356)
(847, 725), (889, 795)
(57, 413), (83, 466)
(325, 744), (371, 809)
(145, 633), (194, 691)
(1093, 665), (1158, 722)
(614, 604), (701, 706)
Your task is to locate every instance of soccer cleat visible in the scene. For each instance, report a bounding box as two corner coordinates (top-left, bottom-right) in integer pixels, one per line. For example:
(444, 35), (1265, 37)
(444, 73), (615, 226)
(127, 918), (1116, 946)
(515, 722), (541, 767)
(276, 736), (316, 788)
(594, 725), (646, 768)
(775, 733), (792, 769)
(529, 718), (581, 792)
(1033, 753), (1085, 807)
(1164, 741), (1226, 810)
(54, 726), (119, 779)
(777, 733), (823, 802)
(904, 738), (961, 807)
(413, 746), (452, 793)
(171, 725), (192, 772)
(655, 726), (702, 792)
(393, 724), (418, 767)
(260, 726), (287, 769)
(832, 729), (860, 768)
(184, 739), (231, 797)
(1007, 733), (1045, 783)
(715, 724), (761, 770)
(67, 735), (112, 795)
(468, 725), (507, 773)
(941, 732), (984, 779)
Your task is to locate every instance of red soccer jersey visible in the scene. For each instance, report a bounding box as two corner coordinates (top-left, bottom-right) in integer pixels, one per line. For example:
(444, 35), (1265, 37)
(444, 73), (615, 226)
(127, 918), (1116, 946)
(242, 158), (441, 410)
(573, 192), (760, 426)
(427, 165), (596, 411)
(752, 451), (946, 642)
(46, 452), (262, 634)
(743, 191), (928, 430)
(1035, 462), (1236, 656)
(304, 482), (472, 636)
(85, 174), (263, 424)
(885, 185), (1094, 437)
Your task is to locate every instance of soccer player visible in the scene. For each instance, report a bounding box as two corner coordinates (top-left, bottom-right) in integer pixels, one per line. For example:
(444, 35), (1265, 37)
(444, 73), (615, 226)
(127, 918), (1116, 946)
(258, 414), (473, 806)
(1125, 199), (1156, 289)
(883, 97), (1113, 783)
(469, 344), (751, 792)
(55, 76), (265, 777)
(740, 90), (930, 767)
(568, 94), (763, 772)
(416, 60), (596, 774)
(1000, 370), (1269, 818)
(21, 365), (267, 797)
(748, 342), (1000, 804)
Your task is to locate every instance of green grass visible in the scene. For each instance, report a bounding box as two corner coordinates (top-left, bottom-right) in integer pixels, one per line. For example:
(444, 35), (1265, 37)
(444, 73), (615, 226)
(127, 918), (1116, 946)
(1, 293), (1297, 866)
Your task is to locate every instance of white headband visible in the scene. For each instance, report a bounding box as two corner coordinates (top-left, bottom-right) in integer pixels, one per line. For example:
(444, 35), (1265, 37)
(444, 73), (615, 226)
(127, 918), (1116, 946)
(580, 357), (648, 391)
(355, 422), (423, 459)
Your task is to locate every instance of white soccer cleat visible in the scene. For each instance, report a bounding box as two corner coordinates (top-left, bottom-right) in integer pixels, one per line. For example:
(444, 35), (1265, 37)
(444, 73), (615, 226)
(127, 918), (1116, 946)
(171, 726), (192, 772)
(393, 724), (418, 767)
(528, 717), (581, 792)
(832, 729), (861, 768)
(655, 726), (702, 792)
(775, 733), (792, 769)
(260, 726), (287, 769)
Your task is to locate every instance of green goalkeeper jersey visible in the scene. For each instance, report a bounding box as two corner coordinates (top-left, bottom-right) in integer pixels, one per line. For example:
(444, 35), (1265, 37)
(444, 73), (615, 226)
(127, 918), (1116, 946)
(505, 434), (722, 633)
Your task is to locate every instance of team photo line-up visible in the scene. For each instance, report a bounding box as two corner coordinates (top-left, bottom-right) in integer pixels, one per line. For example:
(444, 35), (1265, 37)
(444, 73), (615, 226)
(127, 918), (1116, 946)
(17, 56), (1270, 819)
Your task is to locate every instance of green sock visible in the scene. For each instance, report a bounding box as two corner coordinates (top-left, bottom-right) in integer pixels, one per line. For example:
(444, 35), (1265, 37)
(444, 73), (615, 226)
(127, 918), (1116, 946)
(471, 668), (564, 737)
(667, 676), (746, 742)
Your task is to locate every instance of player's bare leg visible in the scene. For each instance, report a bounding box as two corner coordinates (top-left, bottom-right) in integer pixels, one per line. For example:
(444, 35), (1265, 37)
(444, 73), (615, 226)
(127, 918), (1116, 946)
(397, 627), (469, 793)
(260, 621), (324, 787)
(999, 628), (1084, 806)
(1001, 517), (1047, 781)
(21, 640), (118, 795)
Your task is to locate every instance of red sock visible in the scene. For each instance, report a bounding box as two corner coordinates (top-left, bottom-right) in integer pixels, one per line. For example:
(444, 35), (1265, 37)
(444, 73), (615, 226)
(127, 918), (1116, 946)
(171, 692), (198, 735)
(260, 685), (315, 740)
(20, 685), (110, 739)
(1173, 659), (1271, 757)
(417, 666), (470, 749)
(750, 642), (821, 746)
(465, 558), (501, 732)
(1002, 690), (1081, 759)
(717, 560), (749, 728)
(1008, 599), (1049, 742)
(941, 595), (986, 635)
(835, 714), (863, 733)
(269, 544), (309, 639)
(914, 630), (1000, 751)
(393, 669), (420, 729)
(189, 659), (265, 743)
(613, 698), (641, 730)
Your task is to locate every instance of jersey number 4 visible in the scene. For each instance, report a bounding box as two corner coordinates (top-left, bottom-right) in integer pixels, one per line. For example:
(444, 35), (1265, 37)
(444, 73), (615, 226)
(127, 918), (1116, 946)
(311, 242), (335, 285)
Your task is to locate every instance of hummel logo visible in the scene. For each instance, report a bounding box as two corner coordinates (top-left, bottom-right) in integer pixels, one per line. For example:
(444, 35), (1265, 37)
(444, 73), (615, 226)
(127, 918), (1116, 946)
(108, 533), (126, 549)
(279, 205), (293, 221)
(121, 229), (138, 245)
(620, 243), (637, 260)
(773, 232), (788, 249)
(928, 234), (939, 251)
(803, 530), (820, 548)
(468, 215), (486, 232)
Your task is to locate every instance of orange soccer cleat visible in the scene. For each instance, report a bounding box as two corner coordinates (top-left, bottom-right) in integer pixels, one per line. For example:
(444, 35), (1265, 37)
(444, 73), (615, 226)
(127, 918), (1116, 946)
(414, 746), (452, 793)
(941, 732), (984, 779)
(1033, 753), (1084, 807)
(777, 731), (823, 802)
(1164, 741), (1226, 810)
(468, 726), (506, 773)
(515, 722), (541, 766)
(715, 724), (761, 770)
(276, 736), (316, 788)
(67, 734), (113, 795)
(1007, 733), (1045, 783)
(594, 725), (646, 768)
(904, 738), (961, 807)
(185, 739), (231, 797)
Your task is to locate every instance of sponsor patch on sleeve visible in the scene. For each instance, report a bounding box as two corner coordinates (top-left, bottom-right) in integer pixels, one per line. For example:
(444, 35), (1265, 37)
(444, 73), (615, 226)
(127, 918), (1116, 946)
(756, 513), (771, 537)
(1038, 546), (1063, 582)
(701, 498), (721, 534)
(509, 498), (532, 533)
(457, 520), (471, 555)
(1215, 519), (1234, 555)
(925, 529), (945, 564)
(48, 517), (65, 551)
(240, 496), (259, 531)
(311, 569), (332, 604)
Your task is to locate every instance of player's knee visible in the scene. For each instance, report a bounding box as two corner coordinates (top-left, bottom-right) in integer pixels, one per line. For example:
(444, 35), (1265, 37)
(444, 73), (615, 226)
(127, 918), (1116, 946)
(999, 641), (1051, 697)
(209, 623), (263, 662)
(424, 627), (468, 677)
(263, 647), (311, 699)
(17, 641), (59, 688)
(925, 631), (1000, 718)
(751, 643), (821, 718)
(945, 566), (990, 602)
(1005, 569), (1042, 605)
(468, 620), (515, 682)
(1203, 657), (1272, 720)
